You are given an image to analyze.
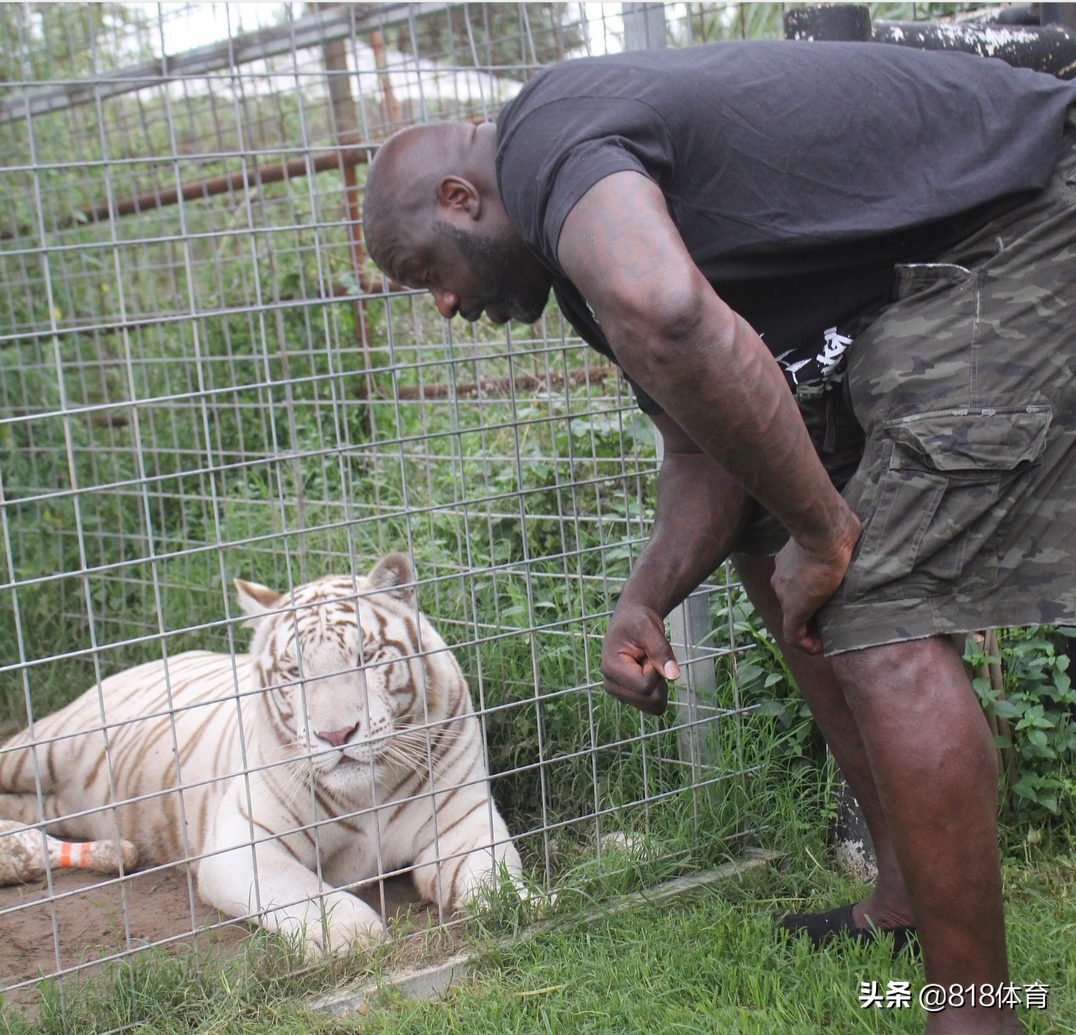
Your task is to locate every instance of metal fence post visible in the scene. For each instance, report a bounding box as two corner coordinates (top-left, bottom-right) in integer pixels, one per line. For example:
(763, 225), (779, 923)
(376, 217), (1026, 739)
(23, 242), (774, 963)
(622, 2), (720, 768)
(622, 2), (667, 50)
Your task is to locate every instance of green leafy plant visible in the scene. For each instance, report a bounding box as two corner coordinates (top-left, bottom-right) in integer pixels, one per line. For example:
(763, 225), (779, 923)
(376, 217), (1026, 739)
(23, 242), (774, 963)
(966, 628), (1076, 829)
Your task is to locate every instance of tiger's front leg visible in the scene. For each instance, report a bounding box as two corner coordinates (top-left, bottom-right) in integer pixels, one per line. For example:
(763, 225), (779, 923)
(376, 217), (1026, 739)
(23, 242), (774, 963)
(196, 789), (384, 956)
(409, 792), (524, 914)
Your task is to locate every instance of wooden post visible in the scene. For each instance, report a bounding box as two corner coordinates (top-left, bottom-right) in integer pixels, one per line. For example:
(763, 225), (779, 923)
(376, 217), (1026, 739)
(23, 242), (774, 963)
(370, 29), (401, 130)
(321, 20), (376, 433)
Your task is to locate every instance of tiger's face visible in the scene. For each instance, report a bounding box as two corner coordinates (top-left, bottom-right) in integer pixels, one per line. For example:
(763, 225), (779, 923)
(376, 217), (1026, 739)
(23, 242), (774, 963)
(235, 554), (452, 799)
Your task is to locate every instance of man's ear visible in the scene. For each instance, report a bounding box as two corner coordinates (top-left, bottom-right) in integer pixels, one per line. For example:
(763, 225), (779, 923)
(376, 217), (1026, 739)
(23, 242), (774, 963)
(436, 175), (481, 219)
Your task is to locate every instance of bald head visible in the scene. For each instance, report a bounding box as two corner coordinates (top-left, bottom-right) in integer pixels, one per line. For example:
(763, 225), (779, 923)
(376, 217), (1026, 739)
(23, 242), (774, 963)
(361, 120), (553, 326)
(362, 122), (481, 277)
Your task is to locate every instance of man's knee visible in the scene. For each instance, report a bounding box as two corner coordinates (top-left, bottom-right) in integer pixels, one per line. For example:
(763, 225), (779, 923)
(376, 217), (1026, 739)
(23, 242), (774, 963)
(830, 635), (975, 718)
(830, 636), (999, 779)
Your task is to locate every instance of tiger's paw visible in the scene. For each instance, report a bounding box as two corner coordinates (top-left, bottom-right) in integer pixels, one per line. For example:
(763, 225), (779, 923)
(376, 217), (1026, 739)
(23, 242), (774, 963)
(272, 895), (386, 957)
(313, 906), (386, 957)
(518, 881), (557, 918)
(452, 870), (557, 926)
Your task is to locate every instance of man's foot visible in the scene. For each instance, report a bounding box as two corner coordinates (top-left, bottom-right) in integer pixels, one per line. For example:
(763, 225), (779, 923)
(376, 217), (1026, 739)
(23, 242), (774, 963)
(776, 902), (919, 953)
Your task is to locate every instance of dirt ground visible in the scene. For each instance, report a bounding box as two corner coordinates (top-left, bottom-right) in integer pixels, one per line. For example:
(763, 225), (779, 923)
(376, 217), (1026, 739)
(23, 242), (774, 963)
(0, 863), (429, 1015)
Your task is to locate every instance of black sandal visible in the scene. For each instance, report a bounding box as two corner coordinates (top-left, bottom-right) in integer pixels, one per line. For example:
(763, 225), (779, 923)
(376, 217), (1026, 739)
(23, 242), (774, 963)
(776, 903), (919, 953)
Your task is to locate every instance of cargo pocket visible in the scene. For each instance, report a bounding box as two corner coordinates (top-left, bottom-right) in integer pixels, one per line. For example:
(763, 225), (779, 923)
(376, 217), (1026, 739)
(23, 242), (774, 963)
(846, 406), (1052, 600)
(892, 262), (970, 303)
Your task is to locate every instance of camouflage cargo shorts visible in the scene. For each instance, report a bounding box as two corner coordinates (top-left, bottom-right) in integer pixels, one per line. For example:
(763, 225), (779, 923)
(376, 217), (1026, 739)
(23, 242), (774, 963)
(812, 110), (1076, 654)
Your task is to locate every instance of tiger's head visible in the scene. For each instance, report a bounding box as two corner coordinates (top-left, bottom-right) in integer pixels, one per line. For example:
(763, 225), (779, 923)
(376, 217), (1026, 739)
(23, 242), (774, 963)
(234, 553), (470, 800)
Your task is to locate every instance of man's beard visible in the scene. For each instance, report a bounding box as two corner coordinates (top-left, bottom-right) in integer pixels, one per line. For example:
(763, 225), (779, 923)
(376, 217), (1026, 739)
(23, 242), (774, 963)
(438, 224), (549, 324)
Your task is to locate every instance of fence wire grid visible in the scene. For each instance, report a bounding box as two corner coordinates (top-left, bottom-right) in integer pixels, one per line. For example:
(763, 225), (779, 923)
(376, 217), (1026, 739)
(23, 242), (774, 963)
(0, 1), (827, 1007)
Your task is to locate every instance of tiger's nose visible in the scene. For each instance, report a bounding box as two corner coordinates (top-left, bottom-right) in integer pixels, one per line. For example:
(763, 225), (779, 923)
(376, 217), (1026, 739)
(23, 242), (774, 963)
(317, 724), (357, 748)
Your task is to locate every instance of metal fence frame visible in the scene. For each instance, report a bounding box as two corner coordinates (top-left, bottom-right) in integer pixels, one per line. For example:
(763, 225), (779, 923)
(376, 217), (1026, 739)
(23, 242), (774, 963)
(0, 2), (760, 1010)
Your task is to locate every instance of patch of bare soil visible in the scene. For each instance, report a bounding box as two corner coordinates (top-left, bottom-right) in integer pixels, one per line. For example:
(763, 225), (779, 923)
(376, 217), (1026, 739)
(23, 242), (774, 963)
(0, 864), (430, 1016)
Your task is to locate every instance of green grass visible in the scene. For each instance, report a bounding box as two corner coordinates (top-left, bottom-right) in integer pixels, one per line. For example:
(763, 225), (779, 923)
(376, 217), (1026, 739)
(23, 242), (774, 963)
(4, 761), (1074, 1035)
(398, 850), (1076, 1035)
(2, 9), (1071, 1031)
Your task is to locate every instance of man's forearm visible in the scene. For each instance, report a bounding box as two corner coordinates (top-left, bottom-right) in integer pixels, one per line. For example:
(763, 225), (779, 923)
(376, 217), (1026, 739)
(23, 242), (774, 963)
(616, 450), (751, 618)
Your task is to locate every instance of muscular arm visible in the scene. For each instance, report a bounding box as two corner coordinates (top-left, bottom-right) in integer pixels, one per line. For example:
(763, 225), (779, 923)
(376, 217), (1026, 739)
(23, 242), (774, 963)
(601, 412), (752, 713)
(619, 413), (749, 618)
(558, 171), (860, 652)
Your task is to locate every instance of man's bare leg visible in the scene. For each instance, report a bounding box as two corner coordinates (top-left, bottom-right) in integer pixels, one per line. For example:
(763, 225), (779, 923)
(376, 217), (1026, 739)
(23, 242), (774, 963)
(830, 636), (1019, 1035)
(733, 552), (914, 932)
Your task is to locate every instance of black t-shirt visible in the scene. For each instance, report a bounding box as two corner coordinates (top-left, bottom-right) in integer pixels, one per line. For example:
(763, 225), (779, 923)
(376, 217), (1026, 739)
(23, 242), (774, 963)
(495, 40), (1076, 413)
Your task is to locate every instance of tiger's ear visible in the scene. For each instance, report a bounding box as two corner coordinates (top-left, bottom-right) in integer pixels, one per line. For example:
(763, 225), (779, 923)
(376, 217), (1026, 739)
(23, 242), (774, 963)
(234, 578), (285, 618)
(367, 552), (415, 604)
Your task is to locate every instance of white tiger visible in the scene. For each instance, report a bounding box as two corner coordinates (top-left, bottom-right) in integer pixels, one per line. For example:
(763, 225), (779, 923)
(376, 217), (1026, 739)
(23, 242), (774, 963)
(0, 553), (523, 954)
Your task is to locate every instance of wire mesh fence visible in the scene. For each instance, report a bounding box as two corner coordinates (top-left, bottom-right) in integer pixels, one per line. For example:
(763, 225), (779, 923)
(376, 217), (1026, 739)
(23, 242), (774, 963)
(0, 1), (826, 1008)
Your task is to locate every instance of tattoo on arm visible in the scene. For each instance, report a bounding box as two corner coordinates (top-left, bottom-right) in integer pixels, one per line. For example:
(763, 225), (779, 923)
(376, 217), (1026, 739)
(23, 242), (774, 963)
(559, 172), (688, 306)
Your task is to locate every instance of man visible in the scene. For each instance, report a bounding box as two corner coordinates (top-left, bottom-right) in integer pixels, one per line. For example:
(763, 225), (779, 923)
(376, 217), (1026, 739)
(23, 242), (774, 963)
(363, 39), (1076, 1034)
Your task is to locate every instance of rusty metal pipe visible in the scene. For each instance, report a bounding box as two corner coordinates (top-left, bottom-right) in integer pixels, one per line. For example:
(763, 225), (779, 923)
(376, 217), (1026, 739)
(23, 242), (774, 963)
(78, 147), (368, 224)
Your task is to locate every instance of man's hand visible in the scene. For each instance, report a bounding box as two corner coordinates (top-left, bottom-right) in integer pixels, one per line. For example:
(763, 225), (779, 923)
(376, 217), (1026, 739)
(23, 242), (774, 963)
(600, 603), (681, 715)
(771, 512), (861, 654)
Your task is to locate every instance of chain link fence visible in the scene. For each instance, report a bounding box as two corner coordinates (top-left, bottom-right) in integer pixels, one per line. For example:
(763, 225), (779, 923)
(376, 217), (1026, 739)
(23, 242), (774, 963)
(0, 3), (789, 1006)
